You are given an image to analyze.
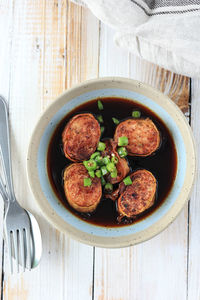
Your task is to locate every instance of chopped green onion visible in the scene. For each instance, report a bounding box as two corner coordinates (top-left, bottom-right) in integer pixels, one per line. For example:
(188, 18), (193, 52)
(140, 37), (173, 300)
(100, 126), (105, 135)
(123, 176), (132, 186)
(83, 161), (88, 167)
(105, 183), (113, 192)
(117, 147), (128, 158)
(95, 155), (104, 166)
(111, 155), (118, 164)
(97, 141), (106, 151)
(111, 170), (118, 178)
(88, 171), (95, 178)
(101, 176), (106, 186)
(132, 110), (141, 118)
(112, 117), (120, 125)
(97, 115), (103, 123)
(101, 166), (108, 176)
(83, 159), (97, 171)
(118, 136), (128, 146)
(103, 156), (110, 165)
(106, 162), (116, 173)
(91, 151), (100, 159)
(84, 178), (92, 187)
(95, 170), (102, 178)
(98, 100), (104, 110)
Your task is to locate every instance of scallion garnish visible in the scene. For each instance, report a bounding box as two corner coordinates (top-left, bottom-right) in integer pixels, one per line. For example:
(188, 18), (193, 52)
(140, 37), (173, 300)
(123, 176), (132, 186)
(117, 147), (128, 158)
(105, 183), (113, 192)
(102, 156), (110, 165)
(95, 155), (104, 166)
(83, 159), (97, 171)
(95, 170), (102, 178)
(91, 151), (100, 159)
(111, 155), (118, 164)
(110, 170), (118, 178)
(101, 176), (106, 186)
(132, 110), (141, 118)
(88, 171), (95, 178)
(98, 100), (104, 110)
(84, 178), (92, 187)
(112, 117), (119, 125)
(101, 166), (108, 176)
(118, 136), (128, 146)
(97, 115), (103, 123)
(97, 141), (106, 151)
(100, 126), (105, 135)
(106, 162), (116, 173)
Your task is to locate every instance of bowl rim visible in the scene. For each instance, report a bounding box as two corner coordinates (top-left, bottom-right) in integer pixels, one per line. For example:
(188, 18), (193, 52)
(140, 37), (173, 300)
(27, 77), (196, 248)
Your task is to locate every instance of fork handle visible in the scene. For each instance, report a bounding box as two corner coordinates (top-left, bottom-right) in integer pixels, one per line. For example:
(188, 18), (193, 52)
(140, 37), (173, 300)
(0, 96), (15, 202)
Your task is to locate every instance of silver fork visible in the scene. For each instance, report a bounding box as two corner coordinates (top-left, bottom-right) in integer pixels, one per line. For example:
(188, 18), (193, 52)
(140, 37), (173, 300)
(0, 96), (32, 273)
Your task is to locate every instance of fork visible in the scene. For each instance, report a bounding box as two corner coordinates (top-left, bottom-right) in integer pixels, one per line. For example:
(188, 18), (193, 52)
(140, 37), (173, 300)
(0, 95), (32, 273)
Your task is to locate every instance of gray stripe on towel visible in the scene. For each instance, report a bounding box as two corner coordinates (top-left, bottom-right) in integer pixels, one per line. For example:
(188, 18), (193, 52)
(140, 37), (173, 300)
(130, 0), (200, 15)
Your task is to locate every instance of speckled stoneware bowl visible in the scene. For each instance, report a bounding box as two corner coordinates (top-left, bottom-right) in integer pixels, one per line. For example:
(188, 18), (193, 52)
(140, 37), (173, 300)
(27, 77), (196, 248)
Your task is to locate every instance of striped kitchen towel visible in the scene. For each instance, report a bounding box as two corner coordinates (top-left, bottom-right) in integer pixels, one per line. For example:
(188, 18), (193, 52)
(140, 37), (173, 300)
(72, 0), (200, 77)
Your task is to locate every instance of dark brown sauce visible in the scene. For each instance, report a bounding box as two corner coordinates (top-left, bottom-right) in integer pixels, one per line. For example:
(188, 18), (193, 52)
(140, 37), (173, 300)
(47, 97), (177, 227)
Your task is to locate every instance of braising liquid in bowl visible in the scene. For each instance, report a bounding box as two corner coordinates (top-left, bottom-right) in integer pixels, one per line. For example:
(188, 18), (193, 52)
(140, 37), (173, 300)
(47, 98), (177, 227)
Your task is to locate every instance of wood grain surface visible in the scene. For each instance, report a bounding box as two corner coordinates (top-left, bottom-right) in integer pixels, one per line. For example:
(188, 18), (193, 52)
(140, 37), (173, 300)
(0, 1), (198, 300)
(188, 79), (200, 300)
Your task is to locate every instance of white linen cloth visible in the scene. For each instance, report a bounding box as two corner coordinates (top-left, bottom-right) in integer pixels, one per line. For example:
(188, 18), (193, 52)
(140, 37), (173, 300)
(72, 0), (200, 78)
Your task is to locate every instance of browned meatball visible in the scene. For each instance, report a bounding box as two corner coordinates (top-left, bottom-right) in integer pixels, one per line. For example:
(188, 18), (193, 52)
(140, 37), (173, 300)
(62, 113), (101, 162)
(102, 139), (130, 184)
(63, 163), (102, 213)
(114, 118), (160, 157)
(117, 169), (157, 218)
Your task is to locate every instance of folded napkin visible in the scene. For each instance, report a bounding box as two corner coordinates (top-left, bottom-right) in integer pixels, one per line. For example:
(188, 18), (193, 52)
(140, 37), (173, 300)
(72, 0), (200, 78)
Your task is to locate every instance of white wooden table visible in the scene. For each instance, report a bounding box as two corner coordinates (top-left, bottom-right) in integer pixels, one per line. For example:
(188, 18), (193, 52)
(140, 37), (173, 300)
(0, 1), (200, 299)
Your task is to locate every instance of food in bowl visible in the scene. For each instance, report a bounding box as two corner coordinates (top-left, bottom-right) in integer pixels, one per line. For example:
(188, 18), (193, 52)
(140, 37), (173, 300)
(117, 169), (157, 219)
(47, 97), (177, 227)
(63, 163), (102, 213)
(114, 118), (160, 157)
(62, 113), (101, 162)
(101, 139), (130, 184)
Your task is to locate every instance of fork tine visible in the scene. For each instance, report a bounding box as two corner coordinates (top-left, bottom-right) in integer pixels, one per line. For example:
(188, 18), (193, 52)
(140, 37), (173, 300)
(7, 232), (13, 274)
(19, 229), (25, 272)
(25, 228), (31, 270)
(12, 230), (19, 273)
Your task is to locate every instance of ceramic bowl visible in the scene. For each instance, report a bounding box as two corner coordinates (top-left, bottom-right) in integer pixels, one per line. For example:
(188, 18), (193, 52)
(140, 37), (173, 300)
(27, 77), (196, 248)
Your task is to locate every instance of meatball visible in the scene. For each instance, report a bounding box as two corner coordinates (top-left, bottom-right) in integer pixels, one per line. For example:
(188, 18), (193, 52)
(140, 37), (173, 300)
(117, 169), (157, 218)
(62, 113), (101, 162)
(102, 139), (130, 184)
(63, 163), (102, 213)
(114, 118), (160, 157)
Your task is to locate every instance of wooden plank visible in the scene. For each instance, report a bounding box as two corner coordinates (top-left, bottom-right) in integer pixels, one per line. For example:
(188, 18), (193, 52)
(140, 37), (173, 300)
(0, 0), (15, 296)
(99, 23), (129, 77)
(3, 1), (99, 300)
(188, 79), (200, 300)
(42, 0), (67, 107)
(3, 1), (51, 298)
(94, 25), (189, 300)
(94, 24), (131, 300)
(129, 56), (190, 114)
(66, 2), (99, 86)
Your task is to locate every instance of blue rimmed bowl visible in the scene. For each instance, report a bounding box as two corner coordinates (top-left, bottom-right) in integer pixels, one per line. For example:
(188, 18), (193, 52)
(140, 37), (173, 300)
(27, 77), (196, 248)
